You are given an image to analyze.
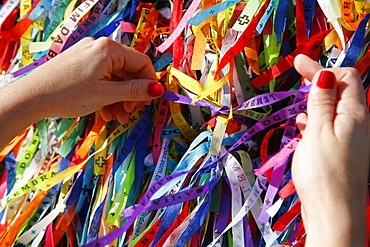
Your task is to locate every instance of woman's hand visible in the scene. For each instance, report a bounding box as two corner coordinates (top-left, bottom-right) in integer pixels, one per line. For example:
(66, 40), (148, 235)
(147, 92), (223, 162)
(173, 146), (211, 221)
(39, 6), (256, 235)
(25, 37), (163, 123)
(0, 37), (163, 150)
(292, 54), (369, 246)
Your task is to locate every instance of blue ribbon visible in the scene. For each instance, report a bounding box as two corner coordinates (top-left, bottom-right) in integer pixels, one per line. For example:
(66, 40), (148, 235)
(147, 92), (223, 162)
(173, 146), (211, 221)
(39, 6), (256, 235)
(133, 122), (151, 194)
(93, 19), (123, 39)
(65, 171), (84, 210)
(187, 0), (240, 26)
(80, 174), (99, 245)
(85, 7), (124, 37)
(87, 197), (107, 242)
(154, 53), (173, 72)
(29, 0), (53, 21)
(303, 0), (316, 38)
(341, 14), (370, 67)
(256, 0), (276, 34)
(75, 156), (94, 213)
(5, 152), (16, 193)
(151, 203), (182, 246)
(130, 0), (141, 20)
(274, 0), (288, 43)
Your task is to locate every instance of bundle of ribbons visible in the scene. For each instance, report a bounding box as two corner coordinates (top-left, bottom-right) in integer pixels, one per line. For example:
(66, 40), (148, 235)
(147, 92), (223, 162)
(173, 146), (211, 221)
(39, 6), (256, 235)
(0, 0), (369, 246)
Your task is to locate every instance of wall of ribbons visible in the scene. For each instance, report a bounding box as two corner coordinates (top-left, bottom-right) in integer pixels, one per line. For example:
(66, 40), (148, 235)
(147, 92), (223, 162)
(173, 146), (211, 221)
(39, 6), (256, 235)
(0, 0), (369, 246)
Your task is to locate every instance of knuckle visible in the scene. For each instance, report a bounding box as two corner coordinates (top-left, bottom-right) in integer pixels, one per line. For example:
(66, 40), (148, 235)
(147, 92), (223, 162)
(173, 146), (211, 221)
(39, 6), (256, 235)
(92, 37), (114, 52)
(355, 107), (370, 124)
(96, 37), (113, 45)
(142, 55), (152, 64)
(346, 67), (361, 78)
(310, 97), (335, 108)
(131, 51), (151, 65)
(82, 37), (95, 42)
(128, 81), (140, 99)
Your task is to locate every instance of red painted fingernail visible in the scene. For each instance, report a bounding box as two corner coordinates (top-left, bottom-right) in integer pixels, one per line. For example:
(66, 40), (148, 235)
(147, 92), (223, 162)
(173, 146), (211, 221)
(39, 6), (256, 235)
(317, 70), (336, 89)
(148, 83), (164, 97)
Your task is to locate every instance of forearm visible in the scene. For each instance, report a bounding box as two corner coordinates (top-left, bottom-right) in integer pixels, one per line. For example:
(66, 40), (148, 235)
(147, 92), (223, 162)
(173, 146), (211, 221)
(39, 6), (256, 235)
(0, 77), (44, 150)
(300, 147), (369, 247)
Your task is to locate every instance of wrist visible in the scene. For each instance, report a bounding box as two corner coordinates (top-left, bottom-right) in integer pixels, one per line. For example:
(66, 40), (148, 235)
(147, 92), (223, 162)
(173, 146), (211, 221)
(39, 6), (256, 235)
(302, 202), (367, 247)
(0, 76), (46, 127)
(0, 77), (45, 149)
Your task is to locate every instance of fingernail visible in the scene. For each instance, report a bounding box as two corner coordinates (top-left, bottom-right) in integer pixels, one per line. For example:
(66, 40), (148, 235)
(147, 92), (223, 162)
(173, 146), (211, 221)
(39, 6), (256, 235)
(148, 82), (164, 97)
(317, 70), (336, 89)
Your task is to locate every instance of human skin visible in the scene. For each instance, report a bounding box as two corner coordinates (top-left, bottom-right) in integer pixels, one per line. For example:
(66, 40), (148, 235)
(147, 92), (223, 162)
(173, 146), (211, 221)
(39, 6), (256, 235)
(293, 54), (369, 246)
(0, 37), (164, 150)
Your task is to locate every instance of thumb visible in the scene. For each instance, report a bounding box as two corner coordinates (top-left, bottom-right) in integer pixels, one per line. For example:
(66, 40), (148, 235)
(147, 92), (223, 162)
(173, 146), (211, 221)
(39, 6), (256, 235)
(306, 70), (337, 132)
(105, 79), (164, 102)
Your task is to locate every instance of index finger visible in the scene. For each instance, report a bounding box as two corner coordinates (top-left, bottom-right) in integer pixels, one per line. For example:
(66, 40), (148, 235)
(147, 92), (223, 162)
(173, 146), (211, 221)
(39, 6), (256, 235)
(294, 54), (324, 81)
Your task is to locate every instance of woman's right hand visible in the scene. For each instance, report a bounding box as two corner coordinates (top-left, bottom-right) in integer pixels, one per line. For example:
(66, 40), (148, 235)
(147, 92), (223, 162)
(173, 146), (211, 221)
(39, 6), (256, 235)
(292, 54), (369, 246)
